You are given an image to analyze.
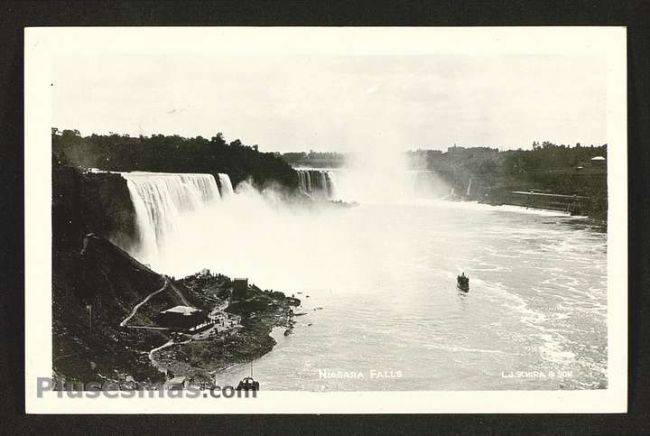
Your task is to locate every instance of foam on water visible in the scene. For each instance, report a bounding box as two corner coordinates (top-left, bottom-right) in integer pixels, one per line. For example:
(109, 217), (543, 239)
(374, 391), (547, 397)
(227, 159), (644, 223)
(116, 170), (607, 390)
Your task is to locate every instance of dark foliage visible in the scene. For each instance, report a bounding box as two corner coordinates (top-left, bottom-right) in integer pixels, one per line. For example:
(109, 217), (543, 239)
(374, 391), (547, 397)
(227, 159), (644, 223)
(414, 142), (608, 220)
(280, 142), (608, 219)
(52, 129), (298, 190)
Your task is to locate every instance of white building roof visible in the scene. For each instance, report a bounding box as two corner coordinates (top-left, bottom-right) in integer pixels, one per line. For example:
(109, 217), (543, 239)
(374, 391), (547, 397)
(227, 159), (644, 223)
(161, 305), (201, 316)
(591, 156), (606, 161)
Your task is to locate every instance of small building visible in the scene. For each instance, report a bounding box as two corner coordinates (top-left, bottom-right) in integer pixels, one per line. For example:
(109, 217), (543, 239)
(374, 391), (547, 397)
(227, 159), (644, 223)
(232, 278), (249, 300)
(591, 156), (606, 168)
(155, 305), (207, 330)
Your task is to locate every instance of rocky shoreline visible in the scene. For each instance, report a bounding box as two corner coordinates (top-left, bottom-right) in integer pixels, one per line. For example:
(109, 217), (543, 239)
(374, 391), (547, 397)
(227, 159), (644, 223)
(51, 162), (306, 389)
(52, 234), (301, 389)
(150, 272), (301, 384)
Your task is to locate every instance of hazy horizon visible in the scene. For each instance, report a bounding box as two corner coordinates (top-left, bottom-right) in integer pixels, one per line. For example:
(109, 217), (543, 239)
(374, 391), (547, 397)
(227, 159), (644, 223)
(50, 127), (607, 155)
(53, 54), (607, 153)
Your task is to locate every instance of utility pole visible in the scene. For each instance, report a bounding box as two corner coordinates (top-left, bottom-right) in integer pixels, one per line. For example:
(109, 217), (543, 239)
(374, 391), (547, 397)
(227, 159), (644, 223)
(86, 304), (92, 333)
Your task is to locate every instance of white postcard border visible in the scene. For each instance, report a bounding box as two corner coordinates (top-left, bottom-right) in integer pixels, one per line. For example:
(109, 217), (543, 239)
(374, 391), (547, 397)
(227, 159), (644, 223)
(24, 26), (627, 414)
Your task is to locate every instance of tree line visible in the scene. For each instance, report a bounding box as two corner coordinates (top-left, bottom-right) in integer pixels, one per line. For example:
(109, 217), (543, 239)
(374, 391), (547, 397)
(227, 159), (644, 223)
(52, 129), (298, 190)
(415, 142), (608, 220)
(280, 141), (608, 219)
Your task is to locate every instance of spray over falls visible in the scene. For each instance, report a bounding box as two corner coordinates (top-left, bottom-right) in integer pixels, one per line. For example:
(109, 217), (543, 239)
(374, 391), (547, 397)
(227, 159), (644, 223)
(119, 161), (448, 274)
(87, 160), (607, 391)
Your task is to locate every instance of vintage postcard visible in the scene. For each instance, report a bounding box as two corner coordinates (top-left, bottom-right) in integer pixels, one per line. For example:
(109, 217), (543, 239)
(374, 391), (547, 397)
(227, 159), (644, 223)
(25, 27), (627, 413)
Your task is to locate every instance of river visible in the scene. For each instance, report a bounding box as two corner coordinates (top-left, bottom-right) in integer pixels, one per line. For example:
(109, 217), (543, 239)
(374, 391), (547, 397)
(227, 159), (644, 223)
(137, 184), (607, 391)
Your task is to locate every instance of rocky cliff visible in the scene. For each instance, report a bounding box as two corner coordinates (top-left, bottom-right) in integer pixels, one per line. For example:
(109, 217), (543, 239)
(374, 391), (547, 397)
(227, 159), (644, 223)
(53, 166), (138, 252)
(53, 231), (299, 386)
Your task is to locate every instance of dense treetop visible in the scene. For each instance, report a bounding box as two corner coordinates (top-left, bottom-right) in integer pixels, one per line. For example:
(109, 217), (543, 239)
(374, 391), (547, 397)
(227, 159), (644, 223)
(281, 142), (607, 174)
(281, 141), (608, 219)
(52, 129), (298, 190)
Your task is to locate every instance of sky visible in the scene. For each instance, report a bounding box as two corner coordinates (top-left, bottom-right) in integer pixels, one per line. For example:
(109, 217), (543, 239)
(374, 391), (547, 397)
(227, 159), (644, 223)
(53, 54), (607, 152)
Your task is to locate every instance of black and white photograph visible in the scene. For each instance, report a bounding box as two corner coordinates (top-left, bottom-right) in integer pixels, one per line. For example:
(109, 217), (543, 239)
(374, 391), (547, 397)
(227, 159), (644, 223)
(24, 27), (627, 413)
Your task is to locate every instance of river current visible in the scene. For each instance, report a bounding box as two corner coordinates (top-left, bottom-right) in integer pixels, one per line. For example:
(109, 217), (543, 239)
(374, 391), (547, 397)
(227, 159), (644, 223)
(144, 189), (607, 391)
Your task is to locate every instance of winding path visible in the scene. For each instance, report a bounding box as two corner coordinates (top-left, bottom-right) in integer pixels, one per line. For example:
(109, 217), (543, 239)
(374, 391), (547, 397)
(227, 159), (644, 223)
(118, 276), (197, 376)
(119, 278), (237, 378)
(119, 277), (170, 327)
(169, 281), (190, 306)
(148, 338), (193, 374)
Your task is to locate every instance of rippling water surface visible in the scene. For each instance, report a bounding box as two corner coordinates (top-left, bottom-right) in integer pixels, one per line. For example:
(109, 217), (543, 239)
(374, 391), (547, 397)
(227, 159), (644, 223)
(156, 197), (607, 391)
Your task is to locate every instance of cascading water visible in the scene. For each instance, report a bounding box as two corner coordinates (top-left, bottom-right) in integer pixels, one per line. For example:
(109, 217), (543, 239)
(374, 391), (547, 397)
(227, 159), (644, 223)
(295, 167), (445, 203)
(106, 165), (604, 391)
(121, 171), (231, 266)
(296, 169), (337, 199)
(326, 171), (337, 198)
(218, 173), (234, 197)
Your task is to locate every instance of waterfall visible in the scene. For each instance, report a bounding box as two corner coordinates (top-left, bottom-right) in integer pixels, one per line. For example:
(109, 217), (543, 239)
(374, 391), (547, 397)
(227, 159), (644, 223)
(218, 173), (234, 197)
(296, 169), (336, 199)
(297, 171), (306, 193)
(325, 171), (337, 198)
(121, 171), (222, 265)
(319, 172), (327, 194)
